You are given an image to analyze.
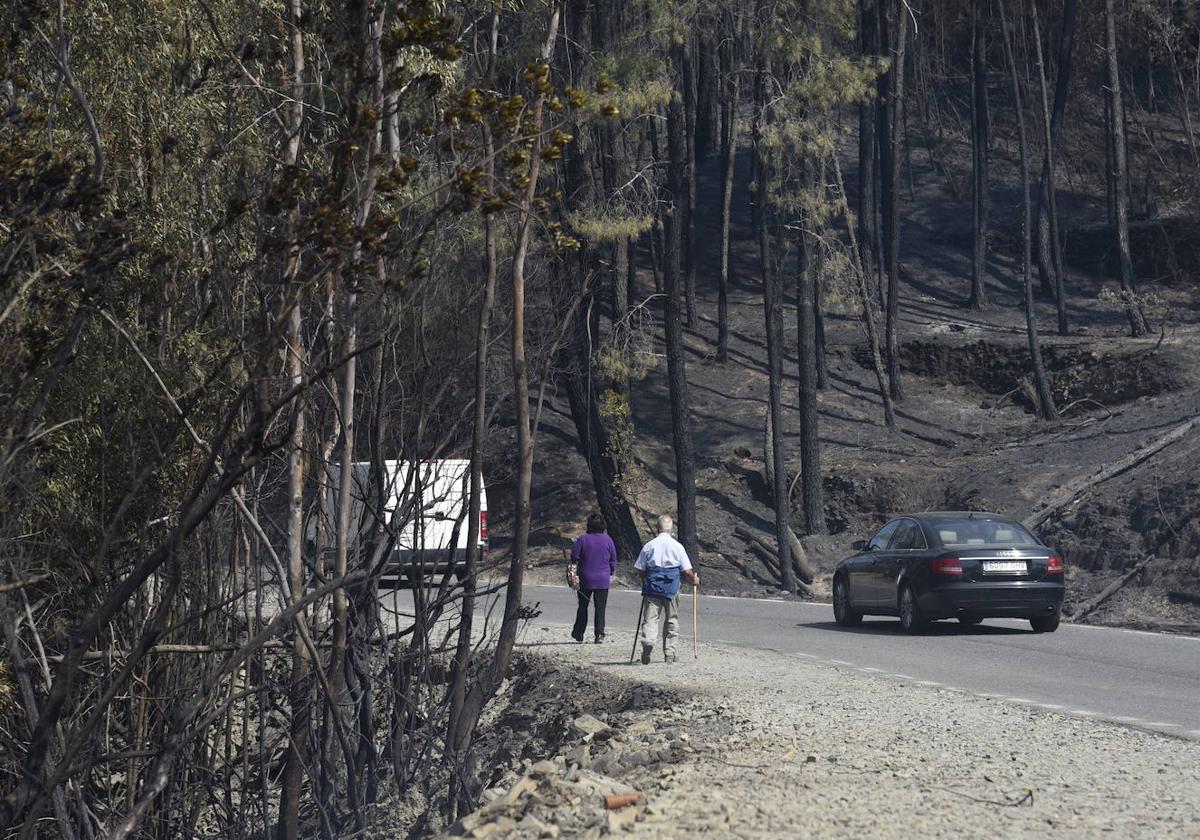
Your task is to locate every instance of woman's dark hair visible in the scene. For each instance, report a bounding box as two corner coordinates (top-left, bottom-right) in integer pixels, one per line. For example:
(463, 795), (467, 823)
(586, 513), (607, 534)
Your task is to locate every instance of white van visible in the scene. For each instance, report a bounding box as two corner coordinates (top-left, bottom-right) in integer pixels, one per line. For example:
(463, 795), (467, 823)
(312, 459), (488, 580)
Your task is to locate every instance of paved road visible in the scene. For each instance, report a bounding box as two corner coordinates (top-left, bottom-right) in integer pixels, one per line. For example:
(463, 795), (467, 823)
(383, 583), (1200, 740)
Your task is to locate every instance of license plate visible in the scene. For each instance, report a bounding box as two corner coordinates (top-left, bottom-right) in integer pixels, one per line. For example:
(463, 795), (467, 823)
(983, 560), (1027, 574)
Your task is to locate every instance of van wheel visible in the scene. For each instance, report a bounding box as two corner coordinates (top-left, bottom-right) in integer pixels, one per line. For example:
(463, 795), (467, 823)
(832, 577), (862, 627)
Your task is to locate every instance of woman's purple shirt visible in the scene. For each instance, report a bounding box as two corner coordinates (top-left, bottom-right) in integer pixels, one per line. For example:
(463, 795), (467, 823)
(571, 532), (617, 590)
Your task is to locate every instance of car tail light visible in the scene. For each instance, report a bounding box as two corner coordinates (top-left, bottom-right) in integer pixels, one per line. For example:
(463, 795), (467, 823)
(1046, 554), (1064, 574)
(932, 555), (963, 575)
(480, 511), (489, 542)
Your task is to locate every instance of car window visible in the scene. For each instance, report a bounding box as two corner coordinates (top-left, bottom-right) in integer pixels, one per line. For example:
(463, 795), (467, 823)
(933, 518), (1038, 546)
(889, 519), (928, 550)
(866, 520), (900, 551)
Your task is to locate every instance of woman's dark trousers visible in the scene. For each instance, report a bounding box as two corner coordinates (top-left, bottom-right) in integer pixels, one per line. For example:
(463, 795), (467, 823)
(572, 588), (609, 640)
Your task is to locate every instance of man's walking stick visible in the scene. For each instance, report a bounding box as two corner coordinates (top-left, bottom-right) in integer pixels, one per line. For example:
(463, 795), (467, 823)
(629, 599), (646, 664)
(692, 583), (699, 659)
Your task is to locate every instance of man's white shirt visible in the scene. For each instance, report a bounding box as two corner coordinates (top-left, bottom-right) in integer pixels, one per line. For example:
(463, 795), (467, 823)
(634, 532), (693, 572)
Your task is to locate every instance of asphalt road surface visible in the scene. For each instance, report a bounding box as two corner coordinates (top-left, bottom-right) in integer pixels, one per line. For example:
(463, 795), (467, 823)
(382, 583), (1200, 740)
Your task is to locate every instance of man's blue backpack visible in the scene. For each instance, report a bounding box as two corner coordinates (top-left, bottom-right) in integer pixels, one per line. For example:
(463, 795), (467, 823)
(642, 566), (682, 600)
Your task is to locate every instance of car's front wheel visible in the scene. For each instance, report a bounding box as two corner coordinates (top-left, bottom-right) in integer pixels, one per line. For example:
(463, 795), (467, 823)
(1030, 611), (1061, 633)
(899, 585), (928, 634)
(833, 576), (863, 627)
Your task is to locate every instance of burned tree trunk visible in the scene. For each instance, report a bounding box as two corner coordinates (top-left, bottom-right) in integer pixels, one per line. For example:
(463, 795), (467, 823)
(562, 309), (644, 567)
(878, 0), (908, 400)
(858, 0), (879, 288)
(1103, 0), (1149, 336)
(682, 40), (699, 329)
(969, 0), (989, 310)
(717, 14), (739, 364)
(1034, 0), (1076, 333)
(796, 173), (827, 534)
(754, 51), (795, 592)
(665, 51), (699, 562)
(1000, 0), (1058, 421)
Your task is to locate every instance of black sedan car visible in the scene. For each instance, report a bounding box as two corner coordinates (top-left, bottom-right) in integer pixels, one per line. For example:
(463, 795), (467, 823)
(832, 512), (1065, 633)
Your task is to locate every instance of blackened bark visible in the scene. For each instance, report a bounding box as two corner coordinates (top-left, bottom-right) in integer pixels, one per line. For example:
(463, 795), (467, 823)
(796, 169), (827, 534)
(1000, 0), (1058, 421)
(969, 0), (989, 310)
(696, 35), (719, 160)
(664, 65), (699, 562)
(717, 18), (739, 364)
(562, 321), (643, 567)
(682, 41), (699, 328)
(1033, 0), (1076, 314)
(753, 51), (795, 592)
(858, 0), (879, 285)
(1030, 1), (1069, 335)
(879, 0), (907, 400)
(1103, 0), (1150, 336)
(832, 154), (896, 429)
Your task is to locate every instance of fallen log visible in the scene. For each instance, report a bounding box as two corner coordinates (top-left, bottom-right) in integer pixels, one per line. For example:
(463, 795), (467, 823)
(1023, 417), (1198, 530)
(722, 552), (775, 587)
(1070, 556), (1154, 622)
(786, 525), (816, 583)
(747, 541), (783, 579)
(735, 524), (815, 585)
(745, 538), (815, 596)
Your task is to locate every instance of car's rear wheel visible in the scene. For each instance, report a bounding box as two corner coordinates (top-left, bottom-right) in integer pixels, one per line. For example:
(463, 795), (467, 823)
(832, 576), (863, 627)
(1030, 611), (1061, 633)
(899, 585), (927, 634)
(958, 616), (983, 626)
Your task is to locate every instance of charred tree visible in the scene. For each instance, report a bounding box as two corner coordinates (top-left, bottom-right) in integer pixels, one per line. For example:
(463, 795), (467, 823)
(1000, 0), (1058, 421)
(1033, 0), (1076, 332)
(717, 12), (739, 363)
(1103, 0), (1150, 336)
(857, 0), (879, 287)
(683, 40), (699, 328)
(1030, 0), (1069, 335)
(878, 0), (908, 400)
(753, 46), (795, 592)
(969, 0), (989, 310)
(562, 306), (644, 566)
(664, 54), (700, 562)
(796, 164), (827, 534)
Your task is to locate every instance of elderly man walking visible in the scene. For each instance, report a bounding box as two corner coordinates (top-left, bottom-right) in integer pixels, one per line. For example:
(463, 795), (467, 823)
(635, 514), (700, 664)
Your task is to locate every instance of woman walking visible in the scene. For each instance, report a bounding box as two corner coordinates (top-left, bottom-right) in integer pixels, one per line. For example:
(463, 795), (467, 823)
(570, 513), (618, 643)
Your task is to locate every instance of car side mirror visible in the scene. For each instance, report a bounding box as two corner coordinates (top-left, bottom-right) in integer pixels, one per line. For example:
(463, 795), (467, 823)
(851, 539), (867, 551)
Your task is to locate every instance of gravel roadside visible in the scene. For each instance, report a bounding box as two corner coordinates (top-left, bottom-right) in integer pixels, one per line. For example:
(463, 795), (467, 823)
(445, 630), (1200, 838)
